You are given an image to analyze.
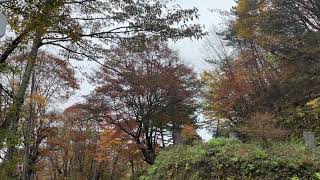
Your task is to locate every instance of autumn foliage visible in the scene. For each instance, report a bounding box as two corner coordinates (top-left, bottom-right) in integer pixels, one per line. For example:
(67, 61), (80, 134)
(87, 41), (199, 164)
(201, 0), (320, 140)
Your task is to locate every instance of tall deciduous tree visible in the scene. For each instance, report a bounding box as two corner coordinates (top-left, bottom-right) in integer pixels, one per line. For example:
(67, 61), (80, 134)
(87, 41), (199, 164)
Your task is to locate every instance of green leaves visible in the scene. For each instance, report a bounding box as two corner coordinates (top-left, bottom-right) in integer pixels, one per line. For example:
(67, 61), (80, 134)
(314, 172), (320, 179)
(142, 139), (320, 179)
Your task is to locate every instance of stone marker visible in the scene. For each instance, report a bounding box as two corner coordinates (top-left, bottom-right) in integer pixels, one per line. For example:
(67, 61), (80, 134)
(303, 131), (316, 152)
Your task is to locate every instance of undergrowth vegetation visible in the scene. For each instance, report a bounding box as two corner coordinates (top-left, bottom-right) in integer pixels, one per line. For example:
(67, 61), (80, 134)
(141, 138), (320, 180)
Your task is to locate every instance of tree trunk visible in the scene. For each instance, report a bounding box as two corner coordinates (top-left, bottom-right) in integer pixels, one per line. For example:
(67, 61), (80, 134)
(90, 160), (97, 180)
(130, 160), (134, 174)
(172, 125), (183, 145)
(89, 126), (98, 180)
(23, 70), (36, 180)
(215, 119), (220, 138)
(3, 33), (42, 162)
(160, 128), (166, 149)
(136, 135), (155, 164)
(140, 147), (155, 165)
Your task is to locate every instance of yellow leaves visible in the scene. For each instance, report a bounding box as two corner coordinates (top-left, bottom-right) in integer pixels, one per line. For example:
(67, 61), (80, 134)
(27, 93), (48, 108)
(200, 71), (213, 82)
(100, 129), (126, 150)
(236, 0), (249, 15)
(234, 0), (271, 39)
(306, 98), (320, 109)
(97, 127), (144, 172)
(99, 128), (139, 160)
(201, 71), (221, 93)
(237, 0), (270, 16)
(235, 21), (256, 39)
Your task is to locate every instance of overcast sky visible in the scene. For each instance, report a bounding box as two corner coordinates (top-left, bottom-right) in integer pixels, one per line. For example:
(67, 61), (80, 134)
(173, 0), (236, 72)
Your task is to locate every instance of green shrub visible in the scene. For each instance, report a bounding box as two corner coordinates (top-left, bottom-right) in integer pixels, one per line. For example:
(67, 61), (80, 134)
(141, 139), (320, 180)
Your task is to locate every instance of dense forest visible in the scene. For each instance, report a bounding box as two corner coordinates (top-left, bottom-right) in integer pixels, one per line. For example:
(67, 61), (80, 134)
(0, 0), (319, 179)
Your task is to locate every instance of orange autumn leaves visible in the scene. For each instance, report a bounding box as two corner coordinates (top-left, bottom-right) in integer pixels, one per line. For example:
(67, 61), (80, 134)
(98, 128), (142, 164)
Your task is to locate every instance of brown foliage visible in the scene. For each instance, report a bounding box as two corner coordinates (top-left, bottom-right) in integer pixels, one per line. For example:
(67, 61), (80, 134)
(237, 112), (288, 144)
(88, 41), (199, 164)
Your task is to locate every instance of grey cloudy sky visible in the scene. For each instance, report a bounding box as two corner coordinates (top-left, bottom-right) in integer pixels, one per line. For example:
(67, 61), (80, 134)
(173, 0), (236, 72)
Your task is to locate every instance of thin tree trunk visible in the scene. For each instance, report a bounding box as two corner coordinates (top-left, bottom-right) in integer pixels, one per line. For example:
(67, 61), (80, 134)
(90, 124), (99, 180)
(90, 160), (97, 180)
(130, 160), (134, 174)
(23, 70), (36, 180)
(140, 146), (155, 165)
(215, 119), (220, 138)
(160, 128), (165, 149)
(3, 33), (42, 162)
